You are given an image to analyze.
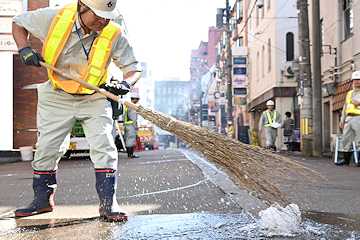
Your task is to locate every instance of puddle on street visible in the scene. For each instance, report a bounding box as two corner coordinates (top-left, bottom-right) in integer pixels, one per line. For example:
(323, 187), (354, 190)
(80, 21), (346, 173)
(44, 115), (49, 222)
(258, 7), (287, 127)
(0, 211), (359, 239)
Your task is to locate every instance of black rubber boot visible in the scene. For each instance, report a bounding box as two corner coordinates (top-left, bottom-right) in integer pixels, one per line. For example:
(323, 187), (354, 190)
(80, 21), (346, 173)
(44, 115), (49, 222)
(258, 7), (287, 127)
(15, 171), (57, 217)
(127, 147), (139, 158)
(95, 169), (127, 221)
(335, 152), (352, 166)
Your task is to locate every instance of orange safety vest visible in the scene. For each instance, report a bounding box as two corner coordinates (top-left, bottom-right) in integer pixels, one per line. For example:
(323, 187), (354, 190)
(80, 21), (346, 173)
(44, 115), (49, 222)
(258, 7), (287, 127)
(345, 90), (360, 115)
(42, 3), (121, 94)
(264, 110), (277, 127)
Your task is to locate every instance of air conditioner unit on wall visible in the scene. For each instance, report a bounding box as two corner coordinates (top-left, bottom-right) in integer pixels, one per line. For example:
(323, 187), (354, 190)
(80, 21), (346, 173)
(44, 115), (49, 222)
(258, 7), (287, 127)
(283, 65), (294, 77)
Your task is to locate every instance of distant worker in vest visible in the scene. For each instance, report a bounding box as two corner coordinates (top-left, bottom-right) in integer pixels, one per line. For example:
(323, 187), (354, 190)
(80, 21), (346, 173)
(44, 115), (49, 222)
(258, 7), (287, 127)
(12, 0), (142, 221)
(337, 70), (360, 166)
(125, 92), (140, 158)
(227, 121), (234, 138)
(258, 100), (282, 151)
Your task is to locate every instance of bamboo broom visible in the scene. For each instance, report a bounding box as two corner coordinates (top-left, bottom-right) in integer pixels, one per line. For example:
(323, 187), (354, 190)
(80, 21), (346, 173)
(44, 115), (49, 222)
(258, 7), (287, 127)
(40, 62), (325, 206)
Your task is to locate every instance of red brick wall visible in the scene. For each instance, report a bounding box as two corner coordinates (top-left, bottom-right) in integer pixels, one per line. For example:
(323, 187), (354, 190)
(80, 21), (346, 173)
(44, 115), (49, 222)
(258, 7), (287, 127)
(13, 0), (49, 149)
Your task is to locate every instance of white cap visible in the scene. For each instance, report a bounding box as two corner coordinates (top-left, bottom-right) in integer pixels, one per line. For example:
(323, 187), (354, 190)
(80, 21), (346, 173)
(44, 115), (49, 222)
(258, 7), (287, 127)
(266, 100), (275, 106)
(81, 0), (121, 19)
(351, 70), (360, 80)
(131, 92), (140, 99)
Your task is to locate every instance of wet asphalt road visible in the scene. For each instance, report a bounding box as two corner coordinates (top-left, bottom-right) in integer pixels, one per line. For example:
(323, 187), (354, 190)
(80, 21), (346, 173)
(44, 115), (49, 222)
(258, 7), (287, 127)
(0, 149), (359, 239)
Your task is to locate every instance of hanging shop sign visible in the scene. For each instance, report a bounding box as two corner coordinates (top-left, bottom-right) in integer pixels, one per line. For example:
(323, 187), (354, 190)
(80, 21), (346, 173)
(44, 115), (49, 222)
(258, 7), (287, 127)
(232, 76), (248, 86)
(233, 88), (247, 96)
(233, 67), (247, 75)
(233, 57), (247, 65)
(233, 96), (247, 106)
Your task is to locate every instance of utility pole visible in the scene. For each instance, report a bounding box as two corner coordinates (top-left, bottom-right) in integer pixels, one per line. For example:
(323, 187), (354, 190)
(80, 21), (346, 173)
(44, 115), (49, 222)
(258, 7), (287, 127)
(199, 68), (203, 126)
(225, 0), (233, 125)
(312, 0), (323, 157)
(297, 0), (313, 156)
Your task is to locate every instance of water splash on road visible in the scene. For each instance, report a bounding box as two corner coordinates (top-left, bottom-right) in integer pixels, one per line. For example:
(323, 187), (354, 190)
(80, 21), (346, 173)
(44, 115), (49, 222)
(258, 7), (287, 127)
(1, 211), (359, 239)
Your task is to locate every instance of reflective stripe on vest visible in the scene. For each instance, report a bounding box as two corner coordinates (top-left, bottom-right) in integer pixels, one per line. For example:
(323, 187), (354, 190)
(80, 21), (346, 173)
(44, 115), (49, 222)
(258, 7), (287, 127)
(124, 106), (133, 124)
(228, 126), (233, 135)
(264, 110), (277, 127)
(42, 3), (121, 94)
(345, 90), (360, 115)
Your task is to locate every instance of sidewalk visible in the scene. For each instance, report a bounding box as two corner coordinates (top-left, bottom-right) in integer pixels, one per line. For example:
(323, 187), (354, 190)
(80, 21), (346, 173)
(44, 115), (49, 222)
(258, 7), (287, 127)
(0, 151), (21, 165)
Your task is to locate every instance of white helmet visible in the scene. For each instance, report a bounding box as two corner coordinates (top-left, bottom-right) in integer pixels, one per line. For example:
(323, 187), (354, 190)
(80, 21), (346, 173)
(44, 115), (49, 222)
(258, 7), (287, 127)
(131, 92), (140, 99)
(228, 121), (232, 125)
(81, 0), (121, 19)
(351, 70), (360, 80)
(266, 100), (275, 106)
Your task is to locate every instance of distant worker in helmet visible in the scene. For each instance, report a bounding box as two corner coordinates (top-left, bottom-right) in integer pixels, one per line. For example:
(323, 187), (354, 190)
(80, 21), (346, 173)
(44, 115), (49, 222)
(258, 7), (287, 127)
(227, 121), (234, 138)
(258, 100), (282, 151)
(12, 0), (142, 221)
(337, 70), (360, 166)
(124, 92), (140, 158)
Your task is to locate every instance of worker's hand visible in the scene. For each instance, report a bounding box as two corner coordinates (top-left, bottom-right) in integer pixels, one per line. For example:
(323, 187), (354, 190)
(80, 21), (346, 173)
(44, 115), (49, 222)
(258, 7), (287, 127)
(100, 81), (130, 95)
(339, 121), (345, 129)
(259, 129), (262, 133)
(18, 46), (44, 67)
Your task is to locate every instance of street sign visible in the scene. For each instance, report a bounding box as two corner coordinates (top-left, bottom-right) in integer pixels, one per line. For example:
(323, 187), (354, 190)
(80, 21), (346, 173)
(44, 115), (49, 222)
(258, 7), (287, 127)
(233, 57), (247, 65)
(214, 92), (220, 99)
(233, 67), (247, 75)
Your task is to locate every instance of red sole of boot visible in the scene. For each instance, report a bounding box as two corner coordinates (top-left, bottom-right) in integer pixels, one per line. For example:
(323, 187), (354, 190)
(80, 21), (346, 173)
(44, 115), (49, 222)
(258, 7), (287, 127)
(15, 208), (53, 217)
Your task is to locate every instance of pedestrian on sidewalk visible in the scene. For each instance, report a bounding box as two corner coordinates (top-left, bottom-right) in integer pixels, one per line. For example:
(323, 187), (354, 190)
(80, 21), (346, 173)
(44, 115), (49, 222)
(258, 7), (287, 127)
(258, 100), (282, 151)
(337, 70), (360, 166)
(124, 92), (140, 158)
(281, 111), (295, 152)
(12, 0), (142, 221)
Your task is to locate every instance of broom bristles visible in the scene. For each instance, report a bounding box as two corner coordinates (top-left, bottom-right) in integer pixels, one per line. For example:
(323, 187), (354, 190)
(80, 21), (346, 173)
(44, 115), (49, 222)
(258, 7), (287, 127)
(136, 105), (325, 206)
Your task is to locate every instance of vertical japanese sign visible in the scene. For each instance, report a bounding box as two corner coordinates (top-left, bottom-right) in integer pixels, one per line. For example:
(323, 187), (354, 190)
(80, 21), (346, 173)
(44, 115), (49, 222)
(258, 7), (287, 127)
(232, 54), (248, 106)
(0, 0), (23, 51)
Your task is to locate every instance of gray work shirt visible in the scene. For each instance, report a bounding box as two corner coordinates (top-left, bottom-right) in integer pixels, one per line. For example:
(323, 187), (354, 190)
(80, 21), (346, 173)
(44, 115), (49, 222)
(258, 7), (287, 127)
(258, 109), (282, 130)
(13, 7), (142, 81)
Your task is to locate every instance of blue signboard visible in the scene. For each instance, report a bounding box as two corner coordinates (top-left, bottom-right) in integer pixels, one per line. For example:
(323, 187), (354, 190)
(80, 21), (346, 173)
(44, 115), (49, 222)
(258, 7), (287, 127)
(233, 67), (247, 75)
(233, 57), (247, 65)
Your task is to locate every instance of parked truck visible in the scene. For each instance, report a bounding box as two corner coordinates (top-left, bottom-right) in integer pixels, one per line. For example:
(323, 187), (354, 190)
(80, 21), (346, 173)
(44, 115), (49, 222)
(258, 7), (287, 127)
(137, 125), (156, 150)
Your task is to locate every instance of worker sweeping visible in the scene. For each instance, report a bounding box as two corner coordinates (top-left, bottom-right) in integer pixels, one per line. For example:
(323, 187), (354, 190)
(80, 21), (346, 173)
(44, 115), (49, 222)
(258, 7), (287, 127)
(124, 92), (140, 158)
(12, 0), (142, 221)
(337, 70), (360, 166)
(258, 100), (282, 151)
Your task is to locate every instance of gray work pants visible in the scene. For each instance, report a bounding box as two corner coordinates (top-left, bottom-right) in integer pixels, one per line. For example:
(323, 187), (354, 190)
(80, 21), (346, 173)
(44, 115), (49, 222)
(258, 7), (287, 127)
(34, 81), (118, 171)
(342, 115), (360, 151)
(264, 127), (278, 147)
(125, 124), (137, 148)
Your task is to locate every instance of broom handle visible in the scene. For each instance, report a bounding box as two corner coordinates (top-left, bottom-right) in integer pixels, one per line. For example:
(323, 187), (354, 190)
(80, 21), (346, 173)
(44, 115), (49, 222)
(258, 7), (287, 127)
(40, 62), (138, 111)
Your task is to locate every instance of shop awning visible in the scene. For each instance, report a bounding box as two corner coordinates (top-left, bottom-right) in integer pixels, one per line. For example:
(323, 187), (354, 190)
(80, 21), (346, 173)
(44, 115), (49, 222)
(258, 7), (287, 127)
(332, 80), (352, 112)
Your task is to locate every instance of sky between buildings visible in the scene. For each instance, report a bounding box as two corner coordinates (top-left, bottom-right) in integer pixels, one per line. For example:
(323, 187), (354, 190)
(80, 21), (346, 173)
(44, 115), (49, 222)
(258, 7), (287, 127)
(51, 0), (228, 81)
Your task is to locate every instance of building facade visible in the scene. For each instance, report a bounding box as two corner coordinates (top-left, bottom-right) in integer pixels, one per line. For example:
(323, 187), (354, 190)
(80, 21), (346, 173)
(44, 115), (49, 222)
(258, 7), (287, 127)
(154, 79), (190, 122)
(309, 0), (360, 153)
(246, 0), (298, 149)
